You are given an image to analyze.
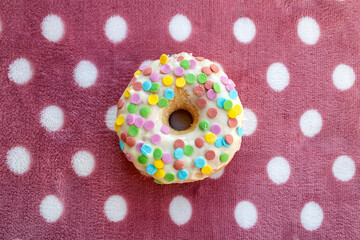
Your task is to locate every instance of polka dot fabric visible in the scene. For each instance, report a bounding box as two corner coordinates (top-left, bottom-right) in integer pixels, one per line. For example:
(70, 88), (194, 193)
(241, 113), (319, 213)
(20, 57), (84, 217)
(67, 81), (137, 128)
(0, 1), (359, 239)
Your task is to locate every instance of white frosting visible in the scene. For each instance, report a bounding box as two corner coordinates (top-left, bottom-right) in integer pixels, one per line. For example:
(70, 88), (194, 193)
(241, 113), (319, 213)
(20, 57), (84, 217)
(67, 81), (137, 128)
(116, 52), (244, 184)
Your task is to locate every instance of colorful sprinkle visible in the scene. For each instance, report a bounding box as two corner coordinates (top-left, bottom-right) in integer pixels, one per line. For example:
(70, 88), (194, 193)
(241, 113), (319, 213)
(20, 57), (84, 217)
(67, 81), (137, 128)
(142, 81), (151, 91)
(155, 169), (165, 178)
(127, 103), (138, 113)
(126, 114), (135, 125)
(199, 121), (209, 131)
(205, 132), (216, 143)
(139, 65), (148, 71)
(201, 67), (212, 76)
(146, 164), (157, 174)
(174, 139), (185, 149)
(130, 94), (141, 104)
(126, 136), (136, 147)
(158, 97), (169, 108)
(178, 169), (189, 180)
(222, 138), (231, 148)
(144, 120), (154, 131)
(162, 76), (173, 86)
(189, 59), (196, 69)
(162, 153), (172, 164)
(136, 142), (144, 153)
(217, 97), (226, 108)
(148, 95), (159, 105)
(213, 83), (221, 93)
(183, 145), (194, 156)
(175, 77), (186, 87)
(206, 89), (217, 100)
(125, 153), (132, 162)
(143, 67), (152, 76)
(161, 125), (170, 134)
(174, 67), (184, 76)
(226, 84), (235, 92)
(201, 165), (212, 174)
(223, 100), (233, 110)
(197, 73), (207, 83)
(124, 88), (131, 98)
(153, 159), (165, 169)
(234, 104), (242, 115)
(151, 134), (161, 144)
(195, 56), (205, 61)
(164, 173), (175, 182)
(173, 160), (184, 170)
(195, 138), (204, 148)
(225, 134), (234, 145)
(207, 108), (218, 118)
(210, 64), (220, 73)
(210, 124), (222, 135)
(116, 115), (124, 126)
(174, 148), (184, 159)
(133, 82), (142, 91)
(205, 150), (215, 160)
(138, 155), (148, 164)
(160, 64), (171, 74)
(195, 157), (206, 168)
(228, 118), (238, 128)
(150, 72), (160, 82)
(176, 56), (184, 61)
(140, 106), (150, 117)
(160, 54), (168, 64)
(180, 60), (190, 69)
(134, 70), (141, 76)
(196, 97), (207, 109)
(215, 138), (223, 148)
(119, 140), (124, 150)
(185, 73), (196, 84)
(204, 80), (214, 90)
(194, 85), (205, 96)
(120, 132), (128, 142)
(220, 153), (229, 162)
(150, 82), (160, 92)
(141, 144), (152, 155)
(154, 179), (163, 184)
(164, 89), (175, 100)
(227, 108), (237, 119)
(221, 76), (229, 85)
(134, 117), (144, 128)
(117, 99), (124, 109)
(237, 127), (244, 137)
(128, 126), (139, 137)
(229, 90), (238, 99)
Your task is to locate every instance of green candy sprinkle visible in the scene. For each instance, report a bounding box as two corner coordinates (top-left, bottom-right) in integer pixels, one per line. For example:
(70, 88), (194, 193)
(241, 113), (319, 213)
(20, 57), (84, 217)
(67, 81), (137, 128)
(140, 106), (150, 117)
(185, 73), (196, 84)
(213, 83), (221, 93)
(158, 97), (169, 108)
(127, 103), (138, 113)
(183, 145), (194, 156)
(220, 153), (229, 162)
(223, 100), (233, 110)
(128, 125), (139, 136)
(154, 179), (163, 184)
(180, 60), (190, 69)
(199, 121), (209, 131)
(150, 82), (160, 93)
(153, 148), (163, 159)
(138, 155), (148, 164)
(197, 73), (207, 83)
(164, 173), (175, 182)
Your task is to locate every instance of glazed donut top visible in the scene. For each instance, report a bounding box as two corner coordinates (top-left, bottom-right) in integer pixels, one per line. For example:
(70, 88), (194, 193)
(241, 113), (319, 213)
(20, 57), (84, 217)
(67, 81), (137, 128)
(115, 52), (244, 184)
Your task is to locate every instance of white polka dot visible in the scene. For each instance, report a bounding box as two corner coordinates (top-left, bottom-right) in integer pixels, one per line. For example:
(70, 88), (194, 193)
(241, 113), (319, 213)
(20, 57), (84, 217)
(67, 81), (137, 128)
(266, 62), (290, 91)
(267, 157), (290, 184)
(300, 201), (323, 231)
(169, 14), (192, 42)
(234, 201), (257, 229)
(40, 195), (63, 223)
(105, 16), (127, 43)
(105, 105), (117, 131)
(41, 14), (65, 42)
(8, 58), (33, 85)
(243, 108), (257, 136)
(332, 64), (355, 91)
(40, 105), (64, 132)
(139, 60), (153, 69)
(299, 110), (322, 137)
(297, 17), (320, 45)
(332, 155), (355, 182)
(210, 168), (224, 179)
(233, 18), (256, 43)
(72, 151), (95, 177)
(169, 196), (192, 225)
(6, 146), (31, 175)
(74, 60), (98, 88)
(104, 195), (127, 222)
(212, 61), (224, 72)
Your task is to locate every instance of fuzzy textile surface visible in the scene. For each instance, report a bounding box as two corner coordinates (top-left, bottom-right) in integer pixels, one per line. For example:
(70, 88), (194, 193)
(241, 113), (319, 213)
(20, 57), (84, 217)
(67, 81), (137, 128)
(1, 0), (360, 239)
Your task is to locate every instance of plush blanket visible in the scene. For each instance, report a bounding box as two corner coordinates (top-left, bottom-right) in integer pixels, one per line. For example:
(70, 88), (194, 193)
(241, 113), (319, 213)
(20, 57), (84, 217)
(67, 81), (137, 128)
(1, 0), (359, 239)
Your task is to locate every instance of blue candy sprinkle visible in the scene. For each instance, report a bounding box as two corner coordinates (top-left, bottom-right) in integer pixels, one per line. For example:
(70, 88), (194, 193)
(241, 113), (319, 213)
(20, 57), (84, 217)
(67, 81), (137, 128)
(146, 164), (157, 174)
(237, 127), (244, 137)
(178, 169), (189, 180)
(119, 140), (124, 150)
(174, 148), (184, 159)
(217, 97), (226, 108)
(229, 90), (238, 99)
(142, 81), (151, 91)
(195, 157), (206, 168)
(214, 138), (223, 148)
(164, 89), (175, 100)
(222, 138), (231, 148)
(141, 144), (152, 155)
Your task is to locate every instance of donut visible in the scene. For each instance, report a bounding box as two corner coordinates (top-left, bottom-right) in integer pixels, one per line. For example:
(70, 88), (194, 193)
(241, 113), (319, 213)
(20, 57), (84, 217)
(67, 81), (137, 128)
(115, 52), (244, 184)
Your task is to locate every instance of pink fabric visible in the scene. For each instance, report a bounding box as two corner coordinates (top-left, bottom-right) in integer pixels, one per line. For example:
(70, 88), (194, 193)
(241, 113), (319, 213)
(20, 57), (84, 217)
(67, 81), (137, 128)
(1, 1), (360, 239)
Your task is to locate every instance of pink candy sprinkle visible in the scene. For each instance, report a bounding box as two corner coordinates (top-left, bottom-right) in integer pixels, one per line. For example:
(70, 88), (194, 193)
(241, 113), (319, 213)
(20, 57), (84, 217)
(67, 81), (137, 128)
(210, 124), (222, 135)
(150, 72), (160, 82)
(174, 67), (184, 76)
(161, 125), (170, 134)
(125, 153), (133, 162)
(162, 153), (172, 164)
(130, 94), (141, 104)
(160, 64), (171, 74)
(206, 89), (217, 100)
(126, 114), (135, 125)
(134, 117), (144, 128)
(226, 84), (235, 91)
(229, 79), (236, 86)
(144, 120), (154, 131)
(151, 134), (161, 144)
(139, 65), (148, 71)
(189, 59), (196, 69)
(136, 142), (144, 153)
(221, 76), (229, 85)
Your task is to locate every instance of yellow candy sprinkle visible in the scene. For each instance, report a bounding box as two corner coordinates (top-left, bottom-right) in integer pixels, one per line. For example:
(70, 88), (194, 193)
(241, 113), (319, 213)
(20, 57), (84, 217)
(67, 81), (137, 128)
(154, 160), (165, 169)
(114, 123), (120, 133)
(227, 108), (237, 119)
(134, 70), (141, 76)
(124, 88), (131, 98)
(115, 115), (124, 126)
(175, 77), (186, 88)
(148, 95), (159, 105)
(155, 168), (165, 178)
(162, 76), (173, 86)
(205, 132), (216, 143)
(201, 165), (212, 174)
(160, 54), (168, 65)
(234, 104), (242, 115)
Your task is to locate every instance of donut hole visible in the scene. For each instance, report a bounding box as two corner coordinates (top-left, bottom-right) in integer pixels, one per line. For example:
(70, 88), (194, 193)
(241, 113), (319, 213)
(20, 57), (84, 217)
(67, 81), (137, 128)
(169, 109), (193, 131)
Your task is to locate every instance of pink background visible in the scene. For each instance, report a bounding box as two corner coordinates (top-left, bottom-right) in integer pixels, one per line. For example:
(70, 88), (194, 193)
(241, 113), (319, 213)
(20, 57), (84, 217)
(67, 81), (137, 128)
(1, 0), (360, 239)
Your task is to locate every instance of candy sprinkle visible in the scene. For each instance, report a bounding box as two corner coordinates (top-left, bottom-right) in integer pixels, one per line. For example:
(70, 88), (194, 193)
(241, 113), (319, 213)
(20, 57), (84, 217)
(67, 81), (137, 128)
(205, 132), (216, 143)
(155, 169), (165, 178)
(127, 104), (138, 113)
(174, 148), (184, 159)
(158, 97), (169, 108)
(153, 159), (164, 169)
(164, 173), (175, 182)
(141, 144), (152, 155)
(115, 115), (124, 126)
(201, 165), (212, 174)
(164, 89), (175, 100)
(160, 54), (168, 64)
(140, 106), (150, 117)
(175, 77), (186, 88)
(180, 60), (190, 69)
(178, 169), (188, 180)
(183, 145), (194, 156)
(146, 164), (157, 174)
(197, 73), (207, 83)
(173, 160), (184, 170)
(185, 73), (196, 84)
(220, 153), (229, 162)
(138, 155), (148, 164)
(195, 157), (206, 168)
(126, 114), (135, 125)
(148, 95), (159, 105)
(162, 76), (173, 86)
